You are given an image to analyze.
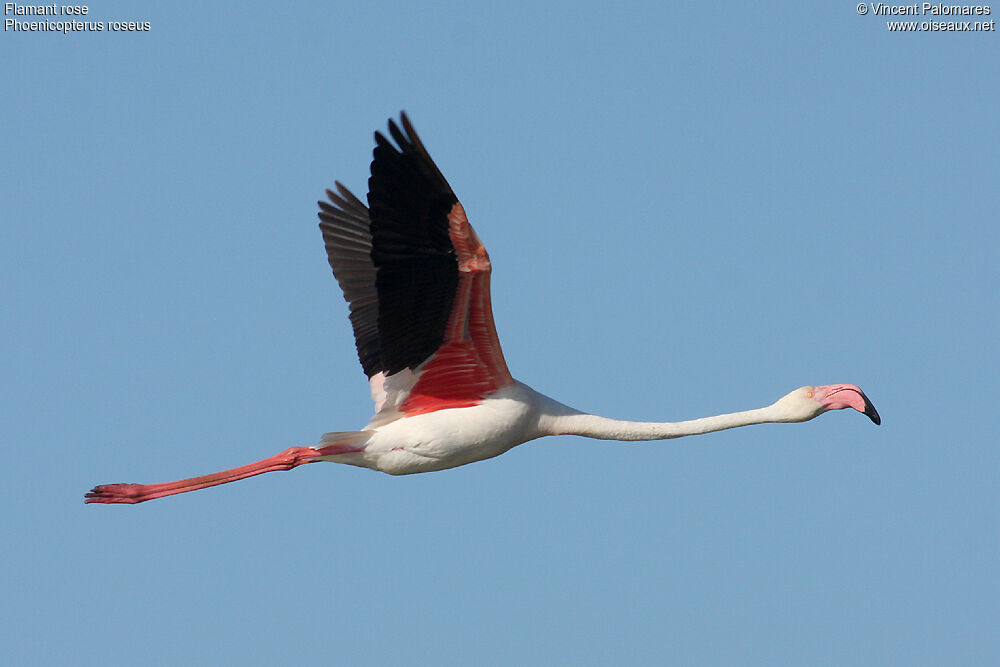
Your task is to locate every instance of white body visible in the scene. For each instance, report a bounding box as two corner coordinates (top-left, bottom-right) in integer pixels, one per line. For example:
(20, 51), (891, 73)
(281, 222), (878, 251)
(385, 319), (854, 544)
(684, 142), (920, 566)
(319, 382), (550, 474)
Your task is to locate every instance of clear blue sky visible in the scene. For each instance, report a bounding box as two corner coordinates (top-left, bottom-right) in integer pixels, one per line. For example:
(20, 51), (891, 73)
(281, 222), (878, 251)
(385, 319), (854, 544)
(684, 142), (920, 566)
(3, 2), (997, 664)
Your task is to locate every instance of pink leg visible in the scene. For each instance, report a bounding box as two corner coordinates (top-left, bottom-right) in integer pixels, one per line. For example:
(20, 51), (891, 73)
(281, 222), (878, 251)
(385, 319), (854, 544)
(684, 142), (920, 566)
(85, 446), (323, 504)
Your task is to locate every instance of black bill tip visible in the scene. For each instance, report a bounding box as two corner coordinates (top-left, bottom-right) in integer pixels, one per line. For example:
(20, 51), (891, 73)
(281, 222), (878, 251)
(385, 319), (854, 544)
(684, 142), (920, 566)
(862, 395), (881, 425)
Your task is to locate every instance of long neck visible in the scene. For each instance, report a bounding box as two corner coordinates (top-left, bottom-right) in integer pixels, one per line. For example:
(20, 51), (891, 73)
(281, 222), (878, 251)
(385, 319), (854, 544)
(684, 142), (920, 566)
(535, 394), (780, 441)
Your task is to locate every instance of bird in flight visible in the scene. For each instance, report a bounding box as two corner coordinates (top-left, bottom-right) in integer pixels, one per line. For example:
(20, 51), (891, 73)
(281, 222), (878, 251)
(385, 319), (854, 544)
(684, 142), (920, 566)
(86, 113), (880, 504)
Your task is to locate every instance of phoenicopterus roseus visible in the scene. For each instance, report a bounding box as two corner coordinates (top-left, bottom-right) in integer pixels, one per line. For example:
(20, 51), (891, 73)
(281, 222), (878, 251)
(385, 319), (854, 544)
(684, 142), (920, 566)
(86, 113), (879, 504)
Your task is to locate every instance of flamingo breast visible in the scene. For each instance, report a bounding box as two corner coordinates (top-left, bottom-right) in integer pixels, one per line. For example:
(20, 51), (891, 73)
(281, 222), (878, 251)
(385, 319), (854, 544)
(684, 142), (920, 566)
(362, 382), (541, 475)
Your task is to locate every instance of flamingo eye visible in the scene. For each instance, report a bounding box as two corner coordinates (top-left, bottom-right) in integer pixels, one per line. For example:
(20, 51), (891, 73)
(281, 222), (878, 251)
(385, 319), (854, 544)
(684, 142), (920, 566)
(806, 391), (813, 398)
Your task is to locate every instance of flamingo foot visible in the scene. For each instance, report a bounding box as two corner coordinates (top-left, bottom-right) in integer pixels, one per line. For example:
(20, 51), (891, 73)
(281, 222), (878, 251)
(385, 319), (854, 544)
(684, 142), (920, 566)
(85, 483), (151, 504)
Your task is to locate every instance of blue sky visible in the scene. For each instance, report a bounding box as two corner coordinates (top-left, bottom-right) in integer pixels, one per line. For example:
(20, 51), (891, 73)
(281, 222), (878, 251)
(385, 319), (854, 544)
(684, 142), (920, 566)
(2, 2), (997, 664)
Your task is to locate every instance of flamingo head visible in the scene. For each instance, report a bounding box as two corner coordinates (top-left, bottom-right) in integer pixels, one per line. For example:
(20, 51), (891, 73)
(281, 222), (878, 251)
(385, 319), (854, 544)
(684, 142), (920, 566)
(773, 384), (881, 425)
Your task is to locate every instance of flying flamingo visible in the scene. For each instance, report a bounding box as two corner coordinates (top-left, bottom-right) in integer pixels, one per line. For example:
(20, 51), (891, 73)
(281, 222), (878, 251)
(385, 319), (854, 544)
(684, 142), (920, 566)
(86, 113), (880, 504)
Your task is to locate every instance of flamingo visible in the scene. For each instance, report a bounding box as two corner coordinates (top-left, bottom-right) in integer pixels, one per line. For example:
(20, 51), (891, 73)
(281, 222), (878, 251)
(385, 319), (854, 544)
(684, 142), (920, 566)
(85, 113), (880, 505)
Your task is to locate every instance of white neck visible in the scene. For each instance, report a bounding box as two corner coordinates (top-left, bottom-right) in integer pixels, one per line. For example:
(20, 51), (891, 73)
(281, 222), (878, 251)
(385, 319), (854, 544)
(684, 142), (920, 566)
(534, 393), (781, 441)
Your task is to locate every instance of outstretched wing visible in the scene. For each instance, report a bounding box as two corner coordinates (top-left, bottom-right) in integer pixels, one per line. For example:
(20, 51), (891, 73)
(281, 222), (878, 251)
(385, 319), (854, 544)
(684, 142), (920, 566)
(318, 113), (514, 419)
(318, 183), (381, 378)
